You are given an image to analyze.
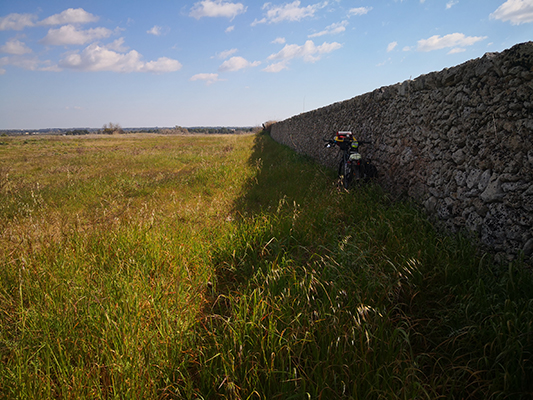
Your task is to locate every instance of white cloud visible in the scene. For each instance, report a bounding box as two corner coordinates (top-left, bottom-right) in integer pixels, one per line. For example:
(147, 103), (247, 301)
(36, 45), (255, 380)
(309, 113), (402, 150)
(263, 60), (289, 73)
(59, 43), (182, 73)
(267, 39), (342, 63)
(143, 57), (182, 73)
(387, 41), (398, 52)
(448, 47), (466, 54)
(39, 8), (99, 26)
(147, 25), (163, 36)
(106, 38), (129, 52)
(272, 37), (286, 44)
(446, 1), (459, 9)
(215, 48), (238, 59)
(190, 0), (247, 20)
(218, 56), (260, 72)
(308, 20), (348, 38)
(225, 25), (235, 32)
(417, 33), (487, 52)
(348, 7), (372, 16)
(0, 54), (59, 72)
(0, 13), (37, 31)
(190, 73), (224, 85)
(0, 38), (32, 55)
(490, 0), (533, 25)
(252, 1), (327, 25)
(148, 26), (170, 36)
(40, 25), (113, 46)
(376, 57), (391, 67)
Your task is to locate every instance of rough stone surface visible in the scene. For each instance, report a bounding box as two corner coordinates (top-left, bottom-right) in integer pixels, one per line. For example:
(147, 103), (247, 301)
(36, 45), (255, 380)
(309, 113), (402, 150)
(270, 42), (533, 265)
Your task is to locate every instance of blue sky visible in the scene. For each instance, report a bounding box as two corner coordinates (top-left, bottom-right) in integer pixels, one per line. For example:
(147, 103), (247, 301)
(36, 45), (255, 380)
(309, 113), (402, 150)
(0, 0), (532, 129)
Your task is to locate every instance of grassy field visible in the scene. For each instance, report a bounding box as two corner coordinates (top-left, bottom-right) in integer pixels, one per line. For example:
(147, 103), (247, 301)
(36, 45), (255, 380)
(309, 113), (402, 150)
(1, 132), (532, 399)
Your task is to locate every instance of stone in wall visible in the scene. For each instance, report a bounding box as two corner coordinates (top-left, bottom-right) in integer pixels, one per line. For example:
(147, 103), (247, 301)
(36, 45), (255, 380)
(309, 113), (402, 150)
(270, 42), (533, 266)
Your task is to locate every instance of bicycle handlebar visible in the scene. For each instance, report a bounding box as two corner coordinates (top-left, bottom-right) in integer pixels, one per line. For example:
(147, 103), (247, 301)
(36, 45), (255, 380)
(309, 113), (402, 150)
(323, 137), (372, 147)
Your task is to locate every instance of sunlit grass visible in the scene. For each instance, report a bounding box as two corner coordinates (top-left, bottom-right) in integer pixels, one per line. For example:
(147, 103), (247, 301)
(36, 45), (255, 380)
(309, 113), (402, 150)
(1, 132), (532, 399)
(1, 134), (252, 398)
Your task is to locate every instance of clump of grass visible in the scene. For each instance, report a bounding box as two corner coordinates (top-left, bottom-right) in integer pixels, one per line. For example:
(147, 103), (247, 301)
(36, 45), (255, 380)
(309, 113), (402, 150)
(1, 133), (532, 399)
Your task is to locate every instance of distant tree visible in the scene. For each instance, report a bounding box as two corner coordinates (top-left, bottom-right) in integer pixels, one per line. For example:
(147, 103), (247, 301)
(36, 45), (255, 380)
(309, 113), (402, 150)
(102, 123), (124, 135)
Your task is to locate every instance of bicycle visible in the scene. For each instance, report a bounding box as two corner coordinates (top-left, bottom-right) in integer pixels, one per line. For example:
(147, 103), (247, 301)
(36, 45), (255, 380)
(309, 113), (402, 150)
(323, 131), (377, 189)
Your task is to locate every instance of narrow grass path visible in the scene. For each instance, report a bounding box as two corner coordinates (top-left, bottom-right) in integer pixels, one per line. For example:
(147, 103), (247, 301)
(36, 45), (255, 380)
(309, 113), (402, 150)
(1, 133), (532, 399)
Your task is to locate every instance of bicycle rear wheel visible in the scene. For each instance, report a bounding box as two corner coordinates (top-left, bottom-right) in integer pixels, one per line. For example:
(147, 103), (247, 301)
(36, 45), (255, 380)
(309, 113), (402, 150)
(353, 164), (362, 180)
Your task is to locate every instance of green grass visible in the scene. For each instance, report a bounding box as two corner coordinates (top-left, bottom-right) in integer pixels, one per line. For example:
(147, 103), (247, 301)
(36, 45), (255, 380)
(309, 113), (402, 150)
(1, 133), (532, 399)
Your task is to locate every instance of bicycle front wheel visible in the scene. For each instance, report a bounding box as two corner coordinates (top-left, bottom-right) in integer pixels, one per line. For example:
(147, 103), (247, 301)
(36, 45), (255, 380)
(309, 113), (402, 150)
(339, 160), (352, 189)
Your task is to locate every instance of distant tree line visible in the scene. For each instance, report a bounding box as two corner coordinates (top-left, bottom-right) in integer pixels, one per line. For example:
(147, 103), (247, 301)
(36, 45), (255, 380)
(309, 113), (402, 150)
(157, 126), (258, 135)
(63, 123), (124, 136)
(65, 129), (90, 136)
(188, 127), (237, 134)
(1, 125), (260, 136)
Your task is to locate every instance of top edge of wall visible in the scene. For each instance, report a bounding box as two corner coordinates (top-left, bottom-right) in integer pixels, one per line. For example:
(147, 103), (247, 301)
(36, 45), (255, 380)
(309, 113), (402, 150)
(275, 41), (533, 123)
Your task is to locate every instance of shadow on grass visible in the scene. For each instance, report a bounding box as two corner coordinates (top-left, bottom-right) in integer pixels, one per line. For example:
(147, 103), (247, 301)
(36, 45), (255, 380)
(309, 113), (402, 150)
(205, 131), (332, 309)
(232, 132), (330, 215)
(211, 132), (343, 294)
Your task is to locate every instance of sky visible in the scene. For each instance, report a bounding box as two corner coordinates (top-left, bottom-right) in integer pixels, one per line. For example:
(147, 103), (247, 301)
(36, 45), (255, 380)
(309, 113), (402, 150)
(0, 0), (532, 129)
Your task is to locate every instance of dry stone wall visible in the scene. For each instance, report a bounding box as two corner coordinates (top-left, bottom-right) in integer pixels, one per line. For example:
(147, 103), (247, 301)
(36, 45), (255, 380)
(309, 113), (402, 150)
(270, 42), (533, 265)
